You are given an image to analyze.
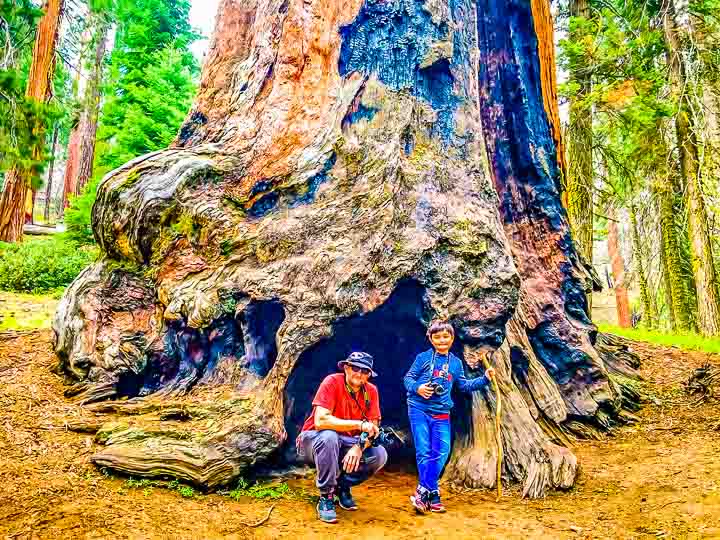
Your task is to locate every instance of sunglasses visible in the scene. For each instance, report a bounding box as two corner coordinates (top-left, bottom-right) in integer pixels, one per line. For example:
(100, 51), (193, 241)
(349, 365), (371, 375)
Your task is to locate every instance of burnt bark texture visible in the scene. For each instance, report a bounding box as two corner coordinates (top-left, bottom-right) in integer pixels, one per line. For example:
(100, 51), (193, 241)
(54, 0), (639, 497)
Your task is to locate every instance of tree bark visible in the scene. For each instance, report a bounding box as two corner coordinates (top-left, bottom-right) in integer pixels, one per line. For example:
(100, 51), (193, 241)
(0, 0), (64, 242)
(657, 179), (695, 331)
(629, 202), (656, 329)
(607, 214), (631, 328)
(63, 17), (109, 205)
(44, 125), (59, 223)
(565, 0), (594, 308)
(663, 0), (720, 336)
(54, 0), (640, 496)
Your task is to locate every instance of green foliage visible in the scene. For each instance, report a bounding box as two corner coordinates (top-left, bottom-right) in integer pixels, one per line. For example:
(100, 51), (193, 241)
(0, 237), (97, 294)
(122, 477), (197, 498)
(0, 1), (60, 182)
(64, 178), (101, 245)
(96, 0), (199, 171)
(177, 485), (196, 498)
(599, 324), (720, 354)
(228, 478), (296, 501)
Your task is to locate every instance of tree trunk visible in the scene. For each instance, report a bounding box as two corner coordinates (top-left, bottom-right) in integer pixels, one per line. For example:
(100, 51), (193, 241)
(657, 179), (695, 331)
(44, 125), (59, 223)
(0, 0), (64, 242)
(629, 202), (656, 329)
(658, 218), (677, 332)
(565, 0), (594, 309)
(607, 214), (631, 328)
(54, 0), (640, 497)
(31, 188), (37, 224)
(63, 18), (109, 204)
(663, 0), (720, 336)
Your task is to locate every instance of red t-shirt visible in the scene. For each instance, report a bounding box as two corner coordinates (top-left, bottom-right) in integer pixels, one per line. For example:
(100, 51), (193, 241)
(300, 373), (381, 435)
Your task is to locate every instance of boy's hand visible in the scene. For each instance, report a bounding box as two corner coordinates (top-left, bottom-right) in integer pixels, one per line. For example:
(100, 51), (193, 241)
(485, 367), (496, 380)
(417, 383), (434, 399)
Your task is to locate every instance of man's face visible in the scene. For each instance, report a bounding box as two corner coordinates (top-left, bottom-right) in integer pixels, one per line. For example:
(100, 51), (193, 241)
(344, 364), (371, 388)
(429, 330), (454, 354)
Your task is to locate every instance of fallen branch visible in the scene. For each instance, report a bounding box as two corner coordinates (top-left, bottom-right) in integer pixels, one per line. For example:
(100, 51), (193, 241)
(239, 504), (275, 528)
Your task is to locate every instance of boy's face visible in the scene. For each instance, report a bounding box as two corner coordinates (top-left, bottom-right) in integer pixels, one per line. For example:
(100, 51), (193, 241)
(429, 330), (454, 355)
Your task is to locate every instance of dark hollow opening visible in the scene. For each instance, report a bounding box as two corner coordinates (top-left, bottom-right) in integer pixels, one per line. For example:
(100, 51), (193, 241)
(238, 299), (286, 377)
(115, 300), (285, 398)
(280, 280), (466, 466)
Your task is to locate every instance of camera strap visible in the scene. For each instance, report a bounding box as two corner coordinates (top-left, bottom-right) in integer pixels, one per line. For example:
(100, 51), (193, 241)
(345, 382), (371, 421)
(430, 350), (450, 382)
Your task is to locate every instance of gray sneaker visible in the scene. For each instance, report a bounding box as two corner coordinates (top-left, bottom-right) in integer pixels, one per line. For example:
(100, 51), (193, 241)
(316, 494), (338, 523)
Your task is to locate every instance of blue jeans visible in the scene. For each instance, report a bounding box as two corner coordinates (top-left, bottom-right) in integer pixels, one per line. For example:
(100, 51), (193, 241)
(408, 405), (451, 492)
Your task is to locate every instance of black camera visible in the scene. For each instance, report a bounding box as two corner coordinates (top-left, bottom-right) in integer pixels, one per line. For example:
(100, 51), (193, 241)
(426, 382), (447, 396)
(359, 426), (405, 451)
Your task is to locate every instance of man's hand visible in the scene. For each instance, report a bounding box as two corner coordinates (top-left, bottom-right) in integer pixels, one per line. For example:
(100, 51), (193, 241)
(360, 420), (380, 439)
(342, 444), (363, 473)
(417, 383), (434, 399)
(485, 367), (496, 380)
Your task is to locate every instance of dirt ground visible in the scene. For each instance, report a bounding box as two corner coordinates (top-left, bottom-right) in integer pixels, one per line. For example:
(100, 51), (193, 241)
(1, 329), (719, 540)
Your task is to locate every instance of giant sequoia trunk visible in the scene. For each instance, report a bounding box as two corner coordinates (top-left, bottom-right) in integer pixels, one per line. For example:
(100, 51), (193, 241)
(62, 18), (109, 208)
(54, 0), (639, 497)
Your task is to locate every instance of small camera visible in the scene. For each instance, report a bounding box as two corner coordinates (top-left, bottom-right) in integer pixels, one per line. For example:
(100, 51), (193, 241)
(426, 382), (447, 396)
(359, 427), (405, 450)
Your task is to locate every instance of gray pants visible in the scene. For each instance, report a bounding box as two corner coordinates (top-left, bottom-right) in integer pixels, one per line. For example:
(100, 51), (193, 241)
(297, 430), (388, 495)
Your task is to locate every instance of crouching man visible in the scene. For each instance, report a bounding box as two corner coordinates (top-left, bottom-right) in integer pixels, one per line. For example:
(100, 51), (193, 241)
(296, 351), (388, 524)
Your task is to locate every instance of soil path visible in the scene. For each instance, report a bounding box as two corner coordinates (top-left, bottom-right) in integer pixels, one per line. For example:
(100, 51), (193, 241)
(1, 330), (719, 539)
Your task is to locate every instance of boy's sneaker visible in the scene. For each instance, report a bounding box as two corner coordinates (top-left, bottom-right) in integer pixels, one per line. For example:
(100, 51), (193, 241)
(336, 487), (358, 511)
(429, 490), (446, 513)
(316, 494), (338, 523)
(410, 487), (430, 514)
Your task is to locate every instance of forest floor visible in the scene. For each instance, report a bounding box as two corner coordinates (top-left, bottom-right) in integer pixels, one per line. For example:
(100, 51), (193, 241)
(1, 302), (719, 539)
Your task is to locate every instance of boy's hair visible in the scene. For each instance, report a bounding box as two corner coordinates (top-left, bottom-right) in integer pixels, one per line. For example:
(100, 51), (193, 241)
(426, 320), (455, 339)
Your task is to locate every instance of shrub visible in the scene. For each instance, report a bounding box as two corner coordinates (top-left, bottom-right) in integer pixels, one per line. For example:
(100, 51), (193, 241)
(64, 177), (102, 245)
(0, 236), (97, 294)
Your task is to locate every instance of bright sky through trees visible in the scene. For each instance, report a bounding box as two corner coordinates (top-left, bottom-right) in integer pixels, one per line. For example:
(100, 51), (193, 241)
(190, 0), (220, 60)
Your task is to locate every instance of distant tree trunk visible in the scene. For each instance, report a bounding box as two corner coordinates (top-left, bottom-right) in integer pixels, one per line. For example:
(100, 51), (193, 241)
(44, 125), (59, 223)
(565, 0), (594, 309)
(659, 237), (676, 332)
(0, 0), (64, 242)
(30, 188), (37, 224)
(63, 128), (81, 209)
(63, 18), (108, 204)
(657, 179), (695, 331)
(629, 202), (656, 329)
(663, 0), (720, 336)
(607, 213), (631, 328)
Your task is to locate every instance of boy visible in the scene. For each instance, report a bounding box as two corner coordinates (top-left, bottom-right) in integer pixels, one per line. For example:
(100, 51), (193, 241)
(403, 320), (495, 513)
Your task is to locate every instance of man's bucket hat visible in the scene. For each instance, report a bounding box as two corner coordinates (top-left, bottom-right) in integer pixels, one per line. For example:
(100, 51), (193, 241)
(337, 351), (378, 377)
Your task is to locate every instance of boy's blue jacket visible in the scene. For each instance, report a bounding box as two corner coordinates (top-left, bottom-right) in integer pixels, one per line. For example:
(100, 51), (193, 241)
(404, 348), (490, 414)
